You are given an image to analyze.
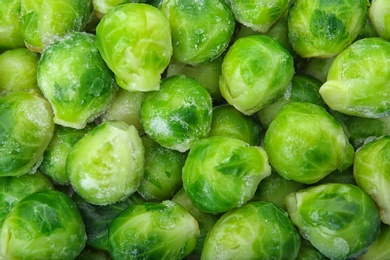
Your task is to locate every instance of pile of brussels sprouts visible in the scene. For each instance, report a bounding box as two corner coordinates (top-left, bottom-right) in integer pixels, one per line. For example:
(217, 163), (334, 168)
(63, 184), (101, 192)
(1, 0), (390, 259)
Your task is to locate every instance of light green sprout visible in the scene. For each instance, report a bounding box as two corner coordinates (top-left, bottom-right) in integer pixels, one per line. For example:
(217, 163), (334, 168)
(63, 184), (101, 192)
(286, 183), (381, 259)
(66, 121), (144, 205)
(0, 0), (24, 50)
(93, 0), (148, 18)
(369, 0), (390, 41)
(220, 34), (295, 115)
(360, 223), (390, 260)
(96, 3), (172, 92)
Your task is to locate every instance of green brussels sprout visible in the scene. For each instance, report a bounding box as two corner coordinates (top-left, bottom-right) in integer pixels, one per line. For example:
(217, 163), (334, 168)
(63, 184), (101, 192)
(257, 74), (325, 129)
(138, 135), (187, 201)
(288, 0), (369, 58)
(0, 92), (54, 177)
(37, 31), (117, 129)
(100, 88), (146, 133)
(166, 55), (224, 102)
(0, 0), (24, 50)
(20, 0), (92, 53)
(140, 75), (212, 152)
(92, 0), (148, 18)
(96, 3), (172, 92)
(202, 201), (301, 259)
(225, 0), (290, 33)
(220, 34), (295, 115)
(263, 102), (354, 184)
(299, 57), (335, 83)
(0, 190), (87, 259)
(159, 0), (235, 65)
(360, 223), (390, 260)
(296, 239), (328, 260)
(319, 37), (390, 118)
(108, 200), (200, 259)
(354, 136), (390, 225)
(369, 0), (390, 41)
(66, 121), (144, 205)
(182, 136), (271, 214)
(73, 192), (144, 251)
(40, 124), (94, 185)
(285, 183), (381, 259)
(0, 48), (41, 97)
(171, 188), (219, 256)
(0, 171), (54, 228)
(252, 171), (306, 210)
(208, 104), (262, 146)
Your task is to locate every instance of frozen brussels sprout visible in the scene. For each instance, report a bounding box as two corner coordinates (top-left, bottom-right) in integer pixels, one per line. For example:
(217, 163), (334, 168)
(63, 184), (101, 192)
(171, 188), (219, 256)
(100, 88), (146, 132)
(140, 75), (212, 152)
(288, 0), (368, 58)
(66, 121), (144, 205)
(40, 124), (94, 185)
(208, 104), (262, 146)
(159, 0), (235, 65)
(263, 102), (354, 184)
(202, 201), (301, 259)
(320, 37), (390, 118)
(0, 190), (87, 259)
(286, 183), (381, 259)
(92, 0), (148, 18)
(0, 48), (41, 96)
(38, 32), (116, 129)
(369, 0), (390, 41)
(183, 136), (271, 214)
(108, 200), (199, 259)
(258, 74), (325, 129)
(73, 192), (144, 251)
(220, 35), (295, 115)
(252, 171), (306, 210)
(225, 0), (290, 33)
(354, 136), (390, 224)
(138, 135), (187, 201)
(96, 3), (172, 92)
(20, 0), (92, 53)
(0, 171), (54, 227)
(166, 55), (224, 102)
(0, 0), (24, 50)
(360, 223), (390, 260)
(0, 92), (54, 177)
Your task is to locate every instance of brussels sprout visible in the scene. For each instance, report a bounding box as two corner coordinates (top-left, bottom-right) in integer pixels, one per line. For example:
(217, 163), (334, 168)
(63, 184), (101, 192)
(263, 102), (354, 184)
(220, 34), (295, 115)
(159, 0), (235, 65)
(202, 201), (301, 259)
(208, 104), (262, 146)
(172, 188), (219, 255)
(320, 37), (390, 118)
(37, 31), (117, 129)
(287, 0), (368, 58)
(354, 136), (390, 225)
(96, 3), (172, 92)
(296, 239), (328, 260)
(108, 200), (199, 259)
(73, 192), (144, 250)
(20, 0), (92, 53)
(138, 135), (187, 201)
(369, 0), (390, 41)
(299, 57), (335, 83)
(252, 171), (306, 210)
(0, 48), (41, 97)
(166, 55), (224, 102)
(257, 74), (325, 129)
(140, 75), (212, 152)
(225, 0), (290, 33)
(285, 183), (381, 259)
(183, 136), (271, 214)
(0, 171), (54, 228)
(0, 92), (54, 177)
(100, 88), (146, 132)
(40, 124), (94, 185)
(0, 190), (86, 259)
(360, 223), (390, 260)
(0, 0), (24, 50)
(66, 121), (144, 205)
(93, 0), (148, 18)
